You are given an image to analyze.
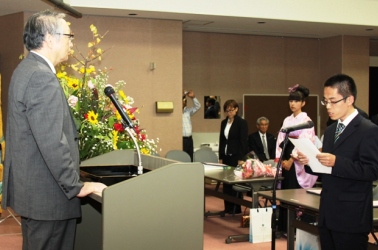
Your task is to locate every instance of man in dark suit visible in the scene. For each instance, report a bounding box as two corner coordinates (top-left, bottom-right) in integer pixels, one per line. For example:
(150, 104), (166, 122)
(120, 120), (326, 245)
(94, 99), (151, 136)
(204, 97), (218, 119)
(247, 116), (276, 161)
(2, 10), (106, 250)
(298, 74), (378, 250)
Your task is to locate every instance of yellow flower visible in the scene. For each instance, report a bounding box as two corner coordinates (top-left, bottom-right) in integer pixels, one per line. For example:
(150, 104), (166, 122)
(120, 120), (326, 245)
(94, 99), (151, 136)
(87, 65), (95, 74)
(56, 71), (66, 79)
(68, 77), (79, 90)
(112, 130), (119, 150)
(115, 110), (122, 121)
(141, 148), (149, 154)
(87, 110), (98, 125)
(71, 63), (79, 72)
(90, 24), (98, 35)
(119, 90), (127, 101)
(127, 111), (135, 120)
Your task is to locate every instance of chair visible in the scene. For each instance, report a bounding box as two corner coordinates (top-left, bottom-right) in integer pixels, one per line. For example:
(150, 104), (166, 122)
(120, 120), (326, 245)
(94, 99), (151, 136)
(165, 150), (191, 162)
(193, 148), (218, 163)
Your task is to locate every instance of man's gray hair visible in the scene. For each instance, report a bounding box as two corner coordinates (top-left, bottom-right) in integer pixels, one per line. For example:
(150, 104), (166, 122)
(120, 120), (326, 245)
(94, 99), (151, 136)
(256, 116), (269, 125)
(23, 10), (66, 51)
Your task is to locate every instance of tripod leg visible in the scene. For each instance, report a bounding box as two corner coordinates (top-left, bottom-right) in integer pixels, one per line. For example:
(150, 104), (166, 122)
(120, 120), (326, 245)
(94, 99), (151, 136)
(0, 208), (21, 226)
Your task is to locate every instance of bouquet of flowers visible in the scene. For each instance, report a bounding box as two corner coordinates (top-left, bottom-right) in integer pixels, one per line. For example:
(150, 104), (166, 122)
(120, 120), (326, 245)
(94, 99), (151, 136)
(57, 25), (158, 160)
(234, 158), (276, 179)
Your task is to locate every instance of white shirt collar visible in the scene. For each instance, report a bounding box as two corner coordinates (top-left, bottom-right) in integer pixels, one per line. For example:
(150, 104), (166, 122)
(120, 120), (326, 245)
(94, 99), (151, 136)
(338, 108), (358, 127)
(30, 51), (56, 74)
(258, 131), (266, 137)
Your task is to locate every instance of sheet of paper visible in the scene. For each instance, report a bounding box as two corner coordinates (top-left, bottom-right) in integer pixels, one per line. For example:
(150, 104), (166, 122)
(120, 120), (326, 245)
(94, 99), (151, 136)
(202, 162), (228, 170)
(306, 188), (322, 195)
(374, 200), (378, 207)
(289, 138), (331, 174)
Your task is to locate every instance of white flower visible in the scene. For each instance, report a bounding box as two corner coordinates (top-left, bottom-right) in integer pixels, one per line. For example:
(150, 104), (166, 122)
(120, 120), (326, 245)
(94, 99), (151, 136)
(88, 80), (95, 89)
(68, 95), (78, 107)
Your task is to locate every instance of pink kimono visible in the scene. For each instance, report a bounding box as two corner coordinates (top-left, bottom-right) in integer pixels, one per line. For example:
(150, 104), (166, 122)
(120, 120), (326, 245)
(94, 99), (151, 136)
(276, 112), (318, 189)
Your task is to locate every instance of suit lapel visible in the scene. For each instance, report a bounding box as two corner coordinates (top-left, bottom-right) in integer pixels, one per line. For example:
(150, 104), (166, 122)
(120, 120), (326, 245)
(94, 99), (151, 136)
(332, 115), (362, 151)
(255, 133), (264, 148)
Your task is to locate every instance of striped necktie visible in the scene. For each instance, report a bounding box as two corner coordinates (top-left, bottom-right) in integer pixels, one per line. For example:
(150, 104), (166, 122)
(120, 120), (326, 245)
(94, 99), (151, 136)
(262, 135), (270, 160)
(334, 123), (345, 142)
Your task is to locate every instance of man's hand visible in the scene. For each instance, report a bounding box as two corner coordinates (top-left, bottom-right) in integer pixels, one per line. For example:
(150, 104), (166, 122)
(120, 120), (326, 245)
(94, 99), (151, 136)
(316, 153), (336, 167)
(77, 182), (107, 197)
(297, 151), (309, 165)
(282, 159), (293, 170)
(187, 90), (195, 98)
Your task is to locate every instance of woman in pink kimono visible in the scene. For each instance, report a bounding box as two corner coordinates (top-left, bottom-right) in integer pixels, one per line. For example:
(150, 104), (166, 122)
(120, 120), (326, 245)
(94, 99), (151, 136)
(276, 84), (318, 189)
(275, 84), (318, 237)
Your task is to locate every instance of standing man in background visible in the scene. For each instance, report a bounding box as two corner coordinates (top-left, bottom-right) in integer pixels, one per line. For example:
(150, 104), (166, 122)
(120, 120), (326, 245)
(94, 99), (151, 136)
(182, 90), (201, 161)
(299, 74), (378, 250)
(247, 116), (276, 161)
(2, 10), (106, 250)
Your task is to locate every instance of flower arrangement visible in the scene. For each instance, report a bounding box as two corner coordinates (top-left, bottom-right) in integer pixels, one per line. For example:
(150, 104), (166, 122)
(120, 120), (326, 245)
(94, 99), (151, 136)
(234, 159), (276, 179)
(57, 25), (158, 160)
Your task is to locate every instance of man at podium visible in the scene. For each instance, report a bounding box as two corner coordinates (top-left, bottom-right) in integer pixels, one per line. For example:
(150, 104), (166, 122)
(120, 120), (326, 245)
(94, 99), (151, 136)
(1, 10), (106, 250)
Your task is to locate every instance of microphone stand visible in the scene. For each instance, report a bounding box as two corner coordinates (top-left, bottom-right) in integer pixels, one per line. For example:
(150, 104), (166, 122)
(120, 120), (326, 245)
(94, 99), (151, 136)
(123, 122), (143, 175)
(271, 132), (290, 250)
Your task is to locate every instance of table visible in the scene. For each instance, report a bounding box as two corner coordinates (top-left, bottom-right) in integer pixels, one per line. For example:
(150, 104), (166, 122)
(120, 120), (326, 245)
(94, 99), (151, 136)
(204, 168), (282, 243)
(258, 189), (378, 250)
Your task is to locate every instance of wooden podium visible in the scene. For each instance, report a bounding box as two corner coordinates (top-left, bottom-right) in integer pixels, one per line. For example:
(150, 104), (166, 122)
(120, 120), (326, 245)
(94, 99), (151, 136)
(75, 150), (204, 250)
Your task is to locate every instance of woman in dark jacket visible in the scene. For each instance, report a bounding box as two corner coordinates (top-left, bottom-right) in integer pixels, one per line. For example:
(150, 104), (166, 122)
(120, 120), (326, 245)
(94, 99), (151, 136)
(218, 99), (249, 214)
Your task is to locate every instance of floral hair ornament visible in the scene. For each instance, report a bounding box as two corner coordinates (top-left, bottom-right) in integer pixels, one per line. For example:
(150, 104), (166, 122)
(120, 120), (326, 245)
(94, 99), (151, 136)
(288, 84), (299, 93)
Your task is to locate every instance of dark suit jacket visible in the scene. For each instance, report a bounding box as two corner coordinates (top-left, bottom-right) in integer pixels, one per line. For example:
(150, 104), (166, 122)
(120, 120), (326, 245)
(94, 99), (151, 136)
(306, 114), (378, 233)
(2, 52), (83, 220)
(371, 114), (378, 126)
(205, 106), (218, 119)
(219, 115), (248, 162)
(247, 132), (276, 161)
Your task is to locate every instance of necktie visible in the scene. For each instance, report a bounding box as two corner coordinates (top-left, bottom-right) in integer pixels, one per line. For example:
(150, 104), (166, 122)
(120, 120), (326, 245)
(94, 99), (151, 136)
(334, 123), (345, 142)
(262, 135), (270, 159)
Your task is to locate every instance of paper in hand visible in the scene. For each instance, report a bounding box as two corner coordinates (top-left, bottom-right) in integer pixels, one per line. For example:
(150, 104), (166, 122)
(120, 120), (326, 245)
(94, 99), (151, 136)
(289, 138), (331, 174)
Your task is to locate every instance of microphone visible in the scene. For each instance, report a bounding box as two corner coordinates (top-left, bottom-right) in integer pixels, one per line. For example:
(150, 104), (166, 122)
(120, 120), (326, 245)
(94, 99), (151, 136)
(281, 120), (314, 133)
(104, 85), (134, 129)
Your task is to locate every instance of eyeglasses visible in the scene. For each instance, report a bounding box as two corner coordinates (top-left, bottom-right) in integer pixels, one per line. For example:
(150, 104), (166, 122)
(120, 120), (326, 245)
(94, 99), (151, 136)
(56, 33), (74, 40)
(321, 96), (348, 106)
(225, 109), (235, 113)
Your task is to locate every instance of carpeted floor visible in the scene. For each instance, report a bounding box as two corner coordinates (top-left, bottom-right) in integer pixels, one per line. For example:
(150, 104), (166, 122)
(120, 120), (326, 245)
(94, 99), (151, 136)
(1, 189), (378, 250)
(0, 208), (22, 250)
(203, 188), (286, 250)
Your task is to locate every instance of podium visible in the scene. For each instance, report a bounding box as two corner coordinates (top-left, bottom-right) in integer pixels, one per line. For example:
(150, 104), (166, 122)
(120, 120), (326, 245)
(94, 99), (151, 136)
(75, 150), (204, 250)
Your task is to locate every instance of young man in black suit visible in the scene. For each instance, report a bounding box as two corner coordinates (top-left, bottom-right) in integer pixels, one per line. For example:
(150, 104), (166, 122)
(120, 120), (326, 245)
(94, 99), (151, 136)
(247, 116), (276, 161)
(298, 74), (378, 250)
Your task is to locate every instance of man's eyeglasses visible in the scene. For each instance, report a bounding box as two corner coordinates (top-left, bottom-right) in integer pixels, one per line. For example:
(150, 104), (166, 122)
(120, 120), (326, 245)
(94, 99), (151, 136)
(321, 96), (348, 106)
(225, 109), (235, 113)
(56, 33), (74, 40)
